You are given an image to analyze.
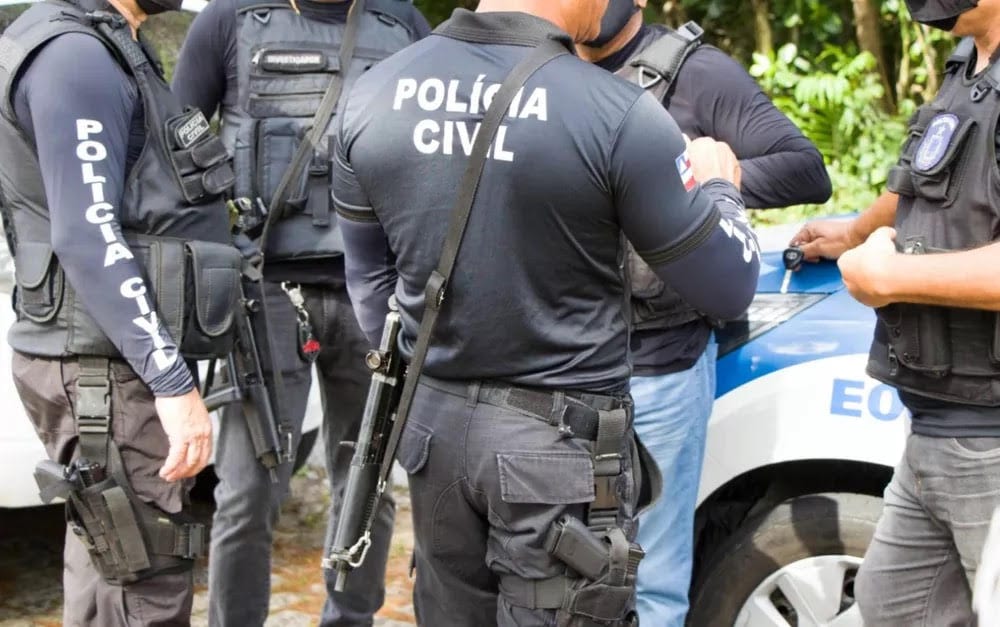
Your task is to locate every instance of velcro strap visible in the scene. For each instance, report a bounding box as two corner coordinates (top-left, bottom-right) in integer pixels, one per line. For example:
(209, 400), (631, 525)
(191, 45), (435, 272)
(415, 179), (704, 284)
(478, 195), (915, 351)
(103, 486), (152, 573)
(174, 137), (229, 173)
(594, 408), (627, 476)
(499, 574), (571, 609)
(886, 165), (915, 196)
(605, 528), (629, 587)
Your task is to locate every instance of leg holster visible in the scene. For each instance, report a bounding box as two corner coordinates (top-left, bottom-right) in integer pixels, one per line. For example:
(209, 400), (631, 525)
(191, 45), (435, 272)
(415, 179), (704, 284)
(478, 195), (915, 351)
(502, 407), (644, 626)
(33, 357), (207, 585)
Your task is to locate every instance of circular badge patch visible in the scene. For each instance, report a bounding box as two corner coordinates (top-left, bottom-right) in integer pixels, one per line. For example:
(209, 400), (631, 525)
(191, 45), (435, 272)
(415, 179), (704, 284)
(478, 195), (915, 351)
(914, 113), (960, 172)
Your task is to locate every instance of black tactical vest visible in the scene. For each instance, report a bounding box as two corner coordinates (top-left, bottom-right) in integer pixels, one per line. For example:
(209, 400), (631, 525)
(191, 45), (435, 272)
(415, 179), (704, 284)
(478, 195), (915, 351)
(615, 23), (706, 330)
(0, 1), (242, 361)
(223, 0), (417, 278)
(872, 38), (1000, 405)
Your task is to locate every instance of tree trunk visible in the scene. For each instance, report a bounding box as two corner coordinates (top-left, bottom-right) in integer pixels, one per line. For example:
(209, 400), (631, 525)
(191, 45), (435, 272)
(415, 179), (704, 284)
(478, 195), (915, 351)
(852, 0), (895, 111)
(914, 24), (941, 100)
(751, 0), (773, 57)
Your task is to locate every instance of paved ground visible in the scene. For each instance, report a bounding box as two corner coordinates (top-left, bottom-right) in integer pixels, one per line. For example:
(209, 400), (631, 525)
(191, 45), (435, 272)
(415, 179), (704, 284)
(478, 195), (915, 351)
(0, 463), (417, 627)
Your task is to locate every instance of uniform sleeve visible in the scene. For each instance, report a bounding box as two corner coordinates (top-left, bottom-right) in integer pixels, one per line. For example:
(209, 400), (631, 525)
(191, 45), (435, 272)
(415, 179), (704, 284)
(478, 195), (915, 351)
(682, 48), (832, 209)
(172, 0), (235, 119)
(331, 128), (397, 346)
(612, 93), (760, 320)
(16, 34), (194, 396)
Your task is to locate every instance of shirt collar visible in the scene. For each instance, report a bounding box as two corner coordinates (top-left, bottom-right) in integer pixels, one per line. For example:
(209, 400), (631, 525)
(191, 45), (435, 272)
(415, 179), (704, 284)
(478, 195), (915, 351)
(434, 8), (575, 52)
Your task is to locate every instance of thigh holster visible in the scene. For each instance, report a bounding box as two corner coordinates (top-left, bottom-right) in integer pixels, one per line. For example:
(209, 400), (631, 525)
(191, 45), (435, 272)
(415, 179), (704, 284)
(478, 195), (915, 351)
(33, 357), (207, 585)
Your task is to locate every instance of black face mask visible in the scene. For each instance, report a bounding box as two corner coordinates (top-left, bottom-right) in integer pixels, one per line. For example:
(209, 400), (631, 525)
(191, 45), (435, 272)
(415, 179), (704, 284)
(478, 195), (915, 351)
(585, 0), (640, 47)
(905, 0), (978, 31)
(135, 0), (181, 15)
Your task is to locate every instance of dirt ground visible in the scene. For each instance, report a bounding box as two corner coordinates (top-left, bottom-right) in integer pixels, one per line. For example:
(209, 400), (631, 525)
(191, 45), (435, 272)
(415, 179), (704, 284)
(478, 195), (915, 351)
(0, 466), (416, 627)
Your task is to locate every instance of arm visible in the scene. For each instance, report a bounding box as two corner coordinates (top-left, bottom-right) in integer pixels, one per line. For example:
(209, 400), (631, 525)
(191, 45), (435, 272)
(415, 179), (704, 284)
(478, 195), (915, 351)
(406, 5), (432, 39)
(685, 48), (831, 208)
(792, 190), (898, 261)
(171, 0), (234, 118)
(331, 133), (397, 345)
(18, 34), (193, 397)
(838, 226), (1000, 310)
(613, 93), (760, 320)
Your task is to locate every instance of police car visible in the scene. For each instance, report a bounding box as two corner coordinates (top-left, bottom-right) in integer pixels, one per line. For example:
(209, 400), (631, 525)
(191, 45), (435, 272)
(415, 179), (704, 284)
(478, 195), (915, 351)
(687, 222), (904, 626)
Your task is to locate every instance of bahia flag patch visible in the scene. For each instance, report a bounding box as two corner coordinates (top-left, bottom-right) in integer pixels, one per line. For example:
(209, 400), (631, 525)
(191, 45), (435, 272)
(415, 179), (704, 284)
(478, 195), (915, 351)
(675, 150), (696, 192)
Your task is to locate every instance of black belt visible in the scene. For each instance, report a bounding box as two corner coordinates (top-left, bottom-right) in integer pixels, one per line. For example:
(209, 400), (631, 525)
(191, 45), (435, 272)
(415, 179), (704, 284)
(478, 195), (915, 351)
(418, 376), (629, 441)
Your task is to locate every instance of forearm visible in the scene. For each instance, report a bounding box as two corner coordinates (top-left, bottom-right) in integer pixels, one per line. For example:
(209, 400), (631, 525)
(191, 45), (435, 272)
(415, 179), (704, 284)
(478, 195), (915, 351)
(340, 219), (398, 345)
(647, 180), (760, 320)
(885, 242), (1000, 310)
(739, 148), (831, 208)
(851, 191), (898, 243)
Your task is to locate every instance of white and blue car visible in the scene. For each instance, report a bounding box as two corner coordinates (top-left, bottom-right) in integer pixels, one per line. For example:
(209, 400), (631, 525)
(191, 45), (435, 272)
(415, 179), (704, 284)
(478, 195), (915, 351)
(688, 224), (905, 626)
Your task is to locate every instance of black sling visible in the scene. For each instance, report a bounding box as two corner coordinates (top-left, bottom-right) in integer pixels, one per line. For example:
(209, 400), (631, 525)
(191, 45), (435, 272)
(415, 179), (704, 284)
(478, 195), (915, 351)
(377, 36), (571, 485)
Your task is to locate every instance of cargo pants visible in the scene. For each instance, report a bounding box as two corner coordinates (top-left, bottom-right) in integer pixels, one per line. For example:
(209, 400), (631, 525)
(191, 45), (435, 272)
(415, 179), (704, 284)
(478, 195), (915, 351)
(12, 352), (195, 627)
(397, 375), (640, 627)
(209, 281), (394, 627)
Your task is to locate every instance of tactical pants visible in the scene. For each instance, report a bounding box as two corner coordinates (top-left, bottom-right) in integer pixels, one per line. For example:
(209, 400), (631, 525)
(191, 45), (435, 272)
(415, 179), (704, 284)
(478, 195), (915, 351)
(208, 281), (394, 627)
(398, 376), (640, 627)
(12, 352), (194, 627)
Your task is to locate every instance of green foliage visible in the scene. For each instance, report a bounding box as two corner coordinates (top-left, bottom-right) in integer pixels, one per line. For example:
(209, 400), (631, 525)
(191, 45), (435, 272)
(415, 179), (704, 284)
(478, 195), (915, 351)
(750, 43), (909, 223)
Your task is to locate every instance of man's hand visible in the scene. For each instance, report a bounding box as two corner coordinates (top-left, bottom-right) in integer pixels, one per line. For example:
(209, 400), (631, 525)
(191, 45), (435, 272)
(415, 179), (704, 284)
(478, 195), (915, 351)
(155, 388), (213, 482)
(686, 136), (741, 189)
(838, 227), (899, 308)
(791, 219), (863, 261)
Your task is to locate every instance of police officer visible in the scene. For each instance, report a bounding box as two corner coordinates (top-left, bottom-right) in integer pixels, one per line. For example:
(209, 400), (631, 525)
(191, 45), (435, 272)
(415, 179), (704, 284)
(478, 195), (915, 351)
(172, 1), (429, 625)
(0, 0), (241, 621)
(794, 0), (1000, 622)
(332, 0), (761, 623)
(574, 2), (831, 624)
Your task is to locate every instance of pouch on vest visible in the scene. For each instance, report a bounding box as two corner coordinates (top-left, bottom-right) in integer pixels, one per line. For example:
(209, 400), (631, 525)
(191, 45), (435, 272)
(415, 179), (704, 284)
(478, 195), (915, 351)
(181, 240), (241, 358)
(888, 107), (977, 206)
(164, 108), (235, 204)
(13, 240), (62, 323)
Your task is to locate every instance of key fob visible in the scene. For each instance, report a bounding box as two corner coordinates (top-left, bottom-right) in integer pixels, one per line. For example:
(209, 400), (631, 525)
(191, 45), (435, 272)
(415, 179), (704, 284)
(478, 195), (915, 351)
(783, 247), (804, 272)
(297, 318), (321, 363)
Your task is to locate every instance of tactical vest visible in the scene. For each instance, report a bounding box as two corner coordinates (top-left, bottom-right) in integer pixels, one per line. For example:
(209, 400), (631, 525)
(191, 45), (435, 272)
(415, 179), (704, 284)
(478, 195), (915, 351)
(871, 38), (1000, 405)
(615, 23), (707, 331)
(0, 1), (241, 361)
(224, 0), (416, 276)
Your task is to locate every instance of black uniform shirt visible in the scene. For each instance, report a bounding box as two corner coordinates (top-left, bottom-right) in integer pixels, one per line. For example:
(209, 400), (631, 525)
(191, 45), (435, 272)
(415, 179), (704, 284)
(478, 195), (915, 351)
(13, 32), (194, 396)
(333, 10), (760, 393)
(599, 24), (832, 376)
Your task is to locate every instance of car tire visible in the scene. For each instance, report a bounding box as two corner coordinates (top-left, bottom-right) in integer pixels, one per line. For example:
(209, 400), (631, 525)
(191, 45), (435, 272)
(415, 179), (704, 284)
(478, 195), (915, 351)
(687, 492), (882, 626)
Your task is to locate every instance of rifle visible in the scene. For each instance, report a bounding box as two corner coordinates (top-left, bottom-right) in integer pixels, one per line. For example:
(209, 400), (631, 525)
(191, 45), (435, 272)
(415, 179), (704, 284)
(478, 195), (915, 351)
(202, 258), (292, 481)
(322, 297), (404, 590)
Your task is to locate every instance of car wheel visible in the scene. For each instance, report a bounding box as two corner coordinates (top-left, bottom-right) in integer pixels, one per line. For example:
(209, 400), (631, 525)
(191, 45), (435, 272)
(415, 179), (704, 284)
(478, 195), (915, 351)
(688, 492), (882, 627)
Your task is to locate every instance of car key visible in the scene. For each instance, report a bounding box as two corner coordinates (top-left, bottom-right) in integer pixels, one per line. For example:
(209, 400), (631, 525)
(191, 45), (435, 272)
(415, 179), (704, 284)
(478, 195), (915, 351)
(780, 247), (804, 294)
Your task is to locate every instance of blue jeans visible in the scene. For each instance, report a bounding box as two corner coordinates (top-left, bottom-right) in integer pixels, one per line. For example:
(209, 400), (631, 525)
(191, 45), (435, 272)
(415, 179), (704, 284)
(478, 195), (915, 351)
(631, 342), (717, 627)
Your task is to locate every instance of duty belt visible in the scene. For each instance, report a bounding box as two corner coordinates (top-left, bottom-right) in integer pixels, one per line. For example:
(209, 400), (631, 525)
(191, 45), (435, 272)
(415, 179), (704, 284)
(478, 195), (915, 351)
(417, 375), (628, 441)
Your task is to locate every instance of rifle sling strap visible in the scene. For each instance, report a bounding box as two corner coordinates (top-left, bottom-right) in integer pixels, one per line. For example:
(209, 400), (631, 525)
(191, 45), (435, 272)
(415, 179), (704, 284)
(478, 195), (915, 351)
(377, 37), (571, 485)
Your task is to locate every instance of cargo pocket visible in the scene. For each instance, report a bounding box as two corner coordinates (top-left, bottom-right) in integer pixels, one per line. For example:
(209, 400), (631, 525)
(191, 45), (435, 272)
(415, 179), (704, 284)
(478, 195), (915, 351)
(497, 451), (595, 505)
(181, 241), (242, 359)
(398, 421), (432, 475)
(255, 117), (308, 209)
(14, 241), (62, 323)
(877, 302), (951, 376)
